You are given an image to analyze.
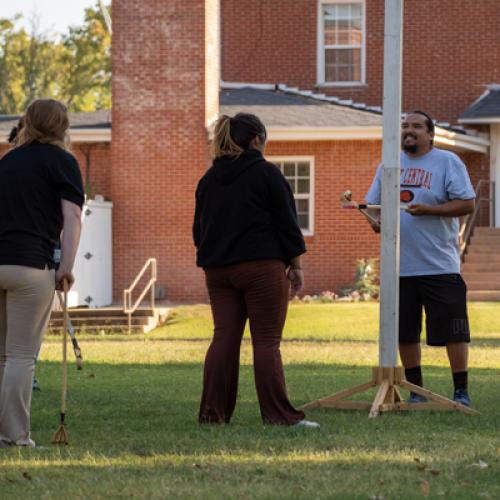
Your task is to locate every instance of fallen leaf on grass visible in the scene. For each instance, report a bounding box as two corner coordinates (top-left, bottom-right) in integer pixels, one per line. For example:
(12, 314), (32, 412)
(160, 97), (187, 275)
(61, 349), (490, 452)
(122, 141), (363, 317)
(470, 460), (489, 469)
(417, 463), (427, 471)
(378, 479), (385, 485)
(87, 373), (96, 379)
(22, 472), (32, 480)
(429, 469), (441, 476)
(421, 479), (430, 497)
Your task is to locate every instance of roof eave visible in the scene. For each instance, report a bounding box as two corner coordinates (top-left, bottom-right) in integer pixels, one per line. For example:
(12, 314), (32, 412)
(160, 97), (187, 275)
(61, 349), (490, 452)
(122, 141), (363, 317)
(268, 126), (489, 153)
(458, 117), (500, 125)
(434, 126), (490, 154)
(0, 127), (111, 144)
(69, 128), (111, 143)
(267, 126), (382, 141)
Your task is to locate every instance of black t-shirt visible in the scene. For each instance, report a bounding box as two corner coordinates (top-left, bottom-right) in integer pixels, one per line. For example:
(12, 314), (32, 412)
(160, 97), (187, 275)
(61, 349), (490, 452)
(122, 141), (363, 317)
(0, 141), (85, 269)
(193, 149), (306, 268)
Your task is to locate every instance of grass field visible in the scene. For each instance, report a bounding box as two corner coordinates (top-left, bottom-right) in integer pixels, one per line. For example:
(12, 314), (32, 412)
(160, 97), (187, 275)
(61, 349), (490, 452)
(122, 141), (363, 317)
(1, 303), (499, 499)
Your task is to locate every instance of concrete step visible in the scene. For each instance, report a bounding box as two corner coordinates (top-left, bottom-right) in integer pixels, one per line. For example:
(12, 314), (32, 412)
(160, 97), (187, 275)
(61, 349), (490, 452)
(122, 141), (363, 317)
(47, 325), (147, 334)
(462, 263), (500, 272)
(465, 281), (500, 291)
(49, 317), (151, 327)
(473, 227), (500, 236)
(467, 290), (500, 301)
(48, 307), (170, 334)
(469, 236), (500, 244)
(466, 245), (500, 254)
(464, 253), (500, 263)
(462, 270), (500, 285)
(51, 307), (154, 318)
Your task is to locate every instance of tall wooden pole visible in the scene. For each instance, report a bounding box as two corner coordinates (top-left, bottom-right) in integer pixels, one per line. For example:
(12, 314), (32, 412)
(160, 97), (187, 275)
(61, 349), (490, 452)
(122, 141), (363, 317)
(379, 0), (403, 367)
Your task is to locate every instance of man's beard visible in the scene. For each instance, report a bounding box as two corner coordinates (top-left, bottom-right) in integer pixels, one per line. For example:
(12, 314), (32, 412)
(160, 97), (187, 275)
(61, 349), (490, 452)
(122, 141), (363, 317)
(402, 142), (418, 154)
(402, 133), (418, 154)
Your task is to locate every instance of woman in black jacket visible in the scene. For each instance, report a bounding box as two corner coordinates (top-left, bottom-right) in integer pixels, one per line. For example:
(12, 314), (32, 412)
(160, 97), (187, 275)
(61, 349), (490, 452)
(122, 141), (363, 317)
(194, 113), (318, 427)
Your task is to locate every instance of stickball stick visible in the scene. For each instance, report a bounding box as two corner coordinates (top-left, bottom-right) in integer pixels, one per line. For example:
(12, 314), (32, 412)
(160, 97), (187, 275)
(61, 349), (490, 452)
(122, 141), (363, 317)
(56, 291), (83, 370)
(340, 190), (381, 226)
(52, 280), (70, 445)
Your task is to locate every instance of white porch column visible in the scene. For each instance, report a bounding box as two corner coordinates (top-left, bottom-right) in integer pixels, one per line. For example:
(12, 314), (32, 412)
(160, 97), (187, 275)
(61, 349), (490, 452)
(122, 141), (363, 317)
(490, 124), (500, 227)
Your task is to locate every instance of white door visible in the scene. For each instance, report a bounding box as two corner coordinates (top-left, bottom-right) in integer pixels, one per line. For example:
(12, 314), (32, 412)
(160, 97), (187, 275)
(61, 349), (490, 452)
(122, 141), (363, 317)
(69, 198), (113, 307)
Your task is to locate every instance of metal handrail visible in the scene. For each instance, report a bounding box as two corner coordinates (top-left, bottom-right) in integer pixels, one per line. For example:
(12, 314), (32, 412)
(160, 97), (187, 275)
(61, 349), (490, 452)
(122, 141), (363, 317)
(123, 258), (157, 332)
(459, 180), (495, 259)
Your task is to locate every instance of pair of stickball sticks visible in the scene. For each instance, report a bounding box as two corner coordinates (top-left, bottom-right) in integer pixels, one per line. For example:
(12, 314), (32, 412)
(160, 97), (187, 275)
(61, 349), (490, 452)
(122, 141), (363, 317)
(340, 190), (409, 226)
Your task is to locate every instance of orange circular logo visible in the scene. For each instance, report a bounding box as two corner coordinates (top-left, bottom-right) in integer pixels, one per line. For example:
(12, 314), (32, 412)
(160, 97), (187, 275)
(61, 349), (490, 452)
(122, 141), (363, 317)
(400, 190), (414, 203)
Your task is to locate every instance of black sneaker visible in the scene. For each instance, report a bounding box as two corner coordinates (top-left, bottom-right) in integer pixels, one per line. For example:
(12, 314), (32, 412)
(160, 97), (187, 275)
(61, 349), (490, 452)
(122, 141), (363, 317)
(453, 388), (471, 407)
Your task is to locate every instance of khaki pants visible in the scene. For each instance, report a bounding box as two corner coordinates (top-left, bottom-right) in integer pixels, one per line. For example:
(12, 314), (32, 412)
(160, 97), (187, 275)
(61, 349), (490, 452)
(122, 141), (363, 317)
(0, 265), (55, 446)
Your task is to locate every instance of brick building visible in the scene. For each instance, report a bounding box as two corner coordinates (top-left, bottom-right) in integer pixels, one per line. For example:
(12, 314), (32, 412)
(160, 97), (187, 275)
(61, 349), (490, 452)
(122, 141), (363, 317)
(1, 0), (499, 302)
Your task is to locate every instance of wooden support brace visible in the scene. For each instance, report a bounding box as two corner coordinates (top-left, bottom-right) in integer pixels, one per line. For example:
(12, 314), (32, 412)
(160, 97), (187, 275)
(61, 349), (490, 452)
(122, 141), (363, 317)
(299, 380), (376, 410)
(400, 381), (480, 415)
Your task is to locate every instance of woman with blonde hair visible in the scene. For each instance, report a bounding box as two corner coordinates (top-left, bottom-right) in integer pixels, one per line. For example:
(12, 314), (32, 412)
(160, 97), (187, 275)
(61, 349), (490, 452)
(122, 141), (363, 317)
(194, 113), (318, 428)
(0, 99), (84, 447)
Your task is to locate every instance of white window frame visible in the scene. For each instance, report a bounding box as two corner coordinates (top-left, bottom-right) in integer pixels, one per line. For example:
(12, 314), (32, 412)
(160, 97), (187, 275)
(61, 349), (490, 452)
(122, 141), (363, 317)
(268, 156), (315, 236)
(317, 0), (366, 87)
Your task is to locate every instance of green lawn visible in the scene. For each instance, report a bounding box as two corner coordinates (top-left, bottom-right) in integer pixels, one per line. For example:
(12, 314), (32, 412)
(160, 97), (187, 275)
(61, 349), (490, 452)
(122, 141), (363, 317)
(1, 303), (499, 499)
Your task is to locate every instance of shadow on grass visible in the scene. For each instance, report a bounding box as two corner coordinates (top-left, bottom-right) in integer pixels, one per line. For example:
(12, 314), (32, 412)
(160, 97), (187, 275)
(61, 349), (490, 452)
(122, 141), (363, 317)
(42, 335), (379, 344)
(1, 360), (498, 499)
(24, 360), (499, 456)
(467, 337), (500, 347)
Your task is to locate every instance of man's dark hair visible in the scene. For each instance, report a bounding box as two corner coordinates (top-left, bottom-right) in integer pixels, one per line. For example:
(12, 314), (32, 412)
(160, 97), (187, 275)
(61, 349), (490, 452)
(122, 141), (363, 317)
(407, 110), (435, 135)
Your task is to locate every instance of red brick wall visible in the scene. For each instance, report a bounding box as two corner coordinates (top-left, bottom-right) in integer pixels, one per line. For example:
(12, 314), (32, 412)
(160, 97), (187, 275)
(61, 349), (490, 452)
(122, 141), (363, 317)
(111, 0), (218, 302)
(266, 140), (381, 294)
(1, 136), (487, 299)
(72, 143), (112, 199)
(221, 0), (500, 123)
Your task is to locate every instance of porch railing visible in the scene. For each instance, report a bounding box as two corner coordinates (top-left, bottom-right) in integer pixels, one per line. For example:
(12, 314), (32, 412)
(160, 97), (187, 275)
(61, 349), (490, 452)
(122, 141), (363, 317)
(459, 180), (495, 259)
(123, 258), (157, 332)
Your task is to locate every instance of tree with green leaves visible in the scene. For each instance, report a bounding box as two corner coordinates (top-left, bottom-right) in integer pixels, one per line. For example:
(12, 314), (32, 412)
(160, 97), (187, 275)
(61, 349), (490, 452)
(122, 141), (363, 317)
(0, 2), (110, 114)
(60, 4), (111, 111)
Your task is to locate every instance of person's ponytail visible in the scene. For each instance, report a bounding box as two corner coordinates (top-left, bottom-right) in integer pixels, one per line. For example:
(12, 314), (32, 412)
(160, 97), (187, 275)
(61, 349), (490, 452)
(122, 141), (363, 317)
(211, 113), (267, 159)
(211, 115), (244, 158)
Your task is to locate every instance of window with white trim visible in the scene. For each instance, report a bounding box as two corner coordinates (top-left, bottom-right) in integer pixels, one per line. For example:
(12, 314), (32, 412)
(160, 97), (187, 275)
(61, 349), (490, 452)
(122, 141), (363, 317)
(319, 1), (365, 85)
(270, 158), (314, 234)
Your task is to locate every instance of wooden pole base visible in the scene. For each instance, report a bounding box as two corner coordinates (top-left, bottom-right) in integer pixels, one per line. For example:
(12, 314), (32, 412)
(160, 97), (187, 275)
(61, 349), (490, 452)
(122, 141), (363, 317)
(52, 424), (69, 445)
(299, 366), (479, 418)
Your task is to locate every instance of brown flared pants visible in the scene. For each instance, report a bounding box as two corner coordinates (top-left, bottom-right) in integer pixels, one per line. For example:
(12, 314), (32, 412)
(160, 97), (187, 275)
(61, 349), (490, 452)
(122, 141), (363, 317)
(199, 260), (305, 425)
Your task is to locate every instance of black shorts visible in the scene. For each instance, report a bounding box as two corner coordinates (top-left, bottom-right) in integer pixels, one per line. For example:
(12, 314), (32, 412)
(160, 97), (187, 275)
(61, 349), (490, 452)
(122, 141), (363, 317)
(399, 274), (470, 346)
